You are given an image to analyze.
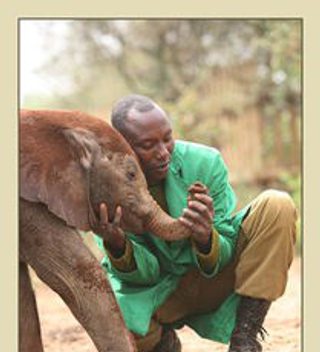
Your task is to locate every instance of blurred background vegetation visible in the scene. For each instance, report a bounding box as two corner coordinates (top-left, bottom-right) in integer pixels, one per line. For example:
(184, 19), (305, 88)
(21, 19), (302, 254)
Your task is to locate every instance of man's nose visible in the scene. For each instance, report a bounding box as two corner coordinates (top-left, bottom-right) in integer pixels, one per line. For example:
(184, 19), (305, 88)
(156, 143), (170, 160)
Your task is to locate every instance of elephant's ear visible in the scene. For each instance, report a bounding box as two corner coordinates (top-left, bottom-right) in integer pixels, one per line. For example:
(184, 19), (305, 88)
(20, 125), (101, 231)
(63, 127), (101, 170)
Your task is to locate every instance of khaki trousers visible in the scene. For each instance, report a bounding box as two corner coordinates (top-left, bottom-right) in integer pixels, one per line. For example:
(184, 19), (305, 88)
(135, 190), (298, 351)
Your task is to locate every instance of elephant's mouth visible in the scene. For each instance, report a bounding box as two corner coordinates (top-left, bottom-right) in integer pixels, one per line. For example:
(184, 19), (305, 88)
(120, 209), (145, 234)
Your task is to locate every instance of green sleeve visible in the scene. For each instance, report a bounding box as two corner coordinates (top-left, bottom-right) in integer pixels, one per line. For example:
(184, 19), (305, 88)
(192, 228), (220, 277)
(95, 234), (161, 286)
(205, 152), (238, 275)
(106, 239), (136, 272)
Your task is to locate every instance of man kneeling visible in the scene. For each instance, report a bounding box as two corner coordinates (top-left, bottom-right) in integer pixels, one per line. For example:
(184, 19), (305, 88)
(94, 94), (297, 352)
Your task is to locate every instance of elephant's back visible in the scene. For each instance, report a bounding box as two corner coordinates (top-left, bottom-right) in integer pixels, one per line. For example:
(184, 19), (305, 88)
(20, 109), (134, 155)
(20, 109), (135, 171)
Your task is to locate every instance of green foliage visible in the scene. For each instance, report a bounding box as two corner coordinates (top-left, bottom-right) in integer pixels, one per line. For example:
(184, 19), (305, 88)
(26, 20), (301, 112)
(279, 172), (301, 210)
(251, 20), (301, 117)
(233, 183), (262, 211)
(275, 172), (301, 255)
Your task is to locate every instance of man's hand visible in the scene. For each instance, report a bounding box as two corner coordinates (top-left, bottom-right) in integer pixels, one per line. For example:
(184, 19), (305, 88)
(91, 203), (126, 257)
(179, 182), (215, 251)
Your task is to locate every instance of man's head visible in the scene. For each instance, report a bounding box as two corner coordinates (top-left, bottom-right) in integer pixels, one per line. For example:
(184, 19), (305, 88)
(111, 94), (174, 185)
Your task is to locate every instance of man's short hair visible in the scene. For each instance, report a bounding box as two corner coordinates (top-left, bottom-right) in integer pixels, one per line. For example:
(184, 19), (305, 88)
(111, 94), (156, 134)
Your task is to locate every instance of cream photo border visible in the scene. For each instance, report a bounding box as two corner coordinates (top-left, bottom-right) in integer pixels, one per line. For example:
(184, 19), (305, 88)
(1, 2), (318, 350)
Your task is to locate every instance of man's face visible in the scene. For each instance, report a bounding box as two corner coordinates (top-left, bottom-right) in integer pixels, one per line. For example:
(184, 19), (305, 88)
(123, 105), (174, 185)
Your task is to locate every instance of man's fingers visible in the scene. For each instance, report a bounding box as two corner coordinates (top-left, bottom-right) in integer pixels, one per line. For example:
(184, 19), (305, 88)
(179, 214), (210, 236)
(99, 203), (123, 226)
(99, 203), (109, 226)
(188, 182), (209, 195)
(187, 200), (209, 214)
(183, 206), (211, 224)
(178, 216), (195, 230)
(189, 181), (207, 191)
(113, 206), (122, 226)
(187, 197), (214, 219)
(192, 194), (214, 212)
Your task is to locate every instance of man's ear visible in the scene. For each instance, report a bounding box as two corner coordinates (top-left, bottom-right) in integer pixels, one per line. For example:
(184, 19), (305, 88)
(63, 127), (101, 170)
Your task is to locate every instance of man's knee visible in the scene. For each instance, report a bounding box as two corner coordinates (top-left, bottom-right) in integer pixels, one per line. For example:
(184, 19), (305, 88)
(257, 189), (297, 223)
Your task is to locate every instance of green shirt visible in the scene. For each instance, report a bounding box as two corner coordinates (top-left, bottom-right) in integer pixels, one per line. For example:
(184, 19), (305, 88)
(94, 140), (249, 343)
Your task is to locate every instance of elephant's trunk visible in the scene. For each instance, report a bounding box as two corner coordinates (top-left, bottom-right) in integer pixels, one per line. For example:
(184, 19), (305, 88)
(143, 198), (192, 241)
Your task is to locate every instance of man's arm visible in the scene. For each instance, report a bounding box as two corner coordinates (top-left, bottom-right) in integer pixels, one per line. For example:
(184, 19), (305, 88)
(178, 182), (221, 275)
(192, 227), (220, 274)
(93, 203), (161, 286)
(179, 152), (238, 277)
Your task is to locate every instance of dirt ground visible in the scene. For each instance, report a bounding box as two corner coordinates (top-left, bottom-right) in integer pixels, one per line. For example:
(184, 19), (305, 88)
(33, 257), (301, 352)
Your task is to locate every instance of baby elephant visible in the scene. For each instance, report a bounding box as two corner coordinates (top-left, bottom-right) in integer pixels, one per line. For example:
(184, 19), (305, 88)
(19, 110), (192, 352)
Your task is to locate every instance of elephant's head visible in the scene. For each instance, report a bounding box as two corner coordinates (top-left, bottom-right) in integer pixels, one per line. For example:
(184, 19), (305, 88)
(20, 110), (192, 240)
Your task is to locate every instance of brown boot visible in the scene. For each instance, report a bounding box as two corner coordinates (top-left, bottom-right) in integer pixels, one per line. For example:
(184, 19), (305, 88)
(152, 328), (182, 352)
(228, 296), (271, 352)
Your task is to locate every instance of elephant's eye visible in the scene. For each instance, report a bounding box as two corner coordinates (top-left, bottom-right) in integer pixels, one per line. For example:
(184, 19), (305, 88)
(127, 170), (136, 181)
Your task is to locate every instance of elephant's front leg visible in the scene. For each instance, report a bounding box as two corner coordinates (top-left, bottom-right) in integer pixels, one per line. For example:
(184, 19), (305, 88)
(20, 199), (136, 352)
(19, 261), (44, 352)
